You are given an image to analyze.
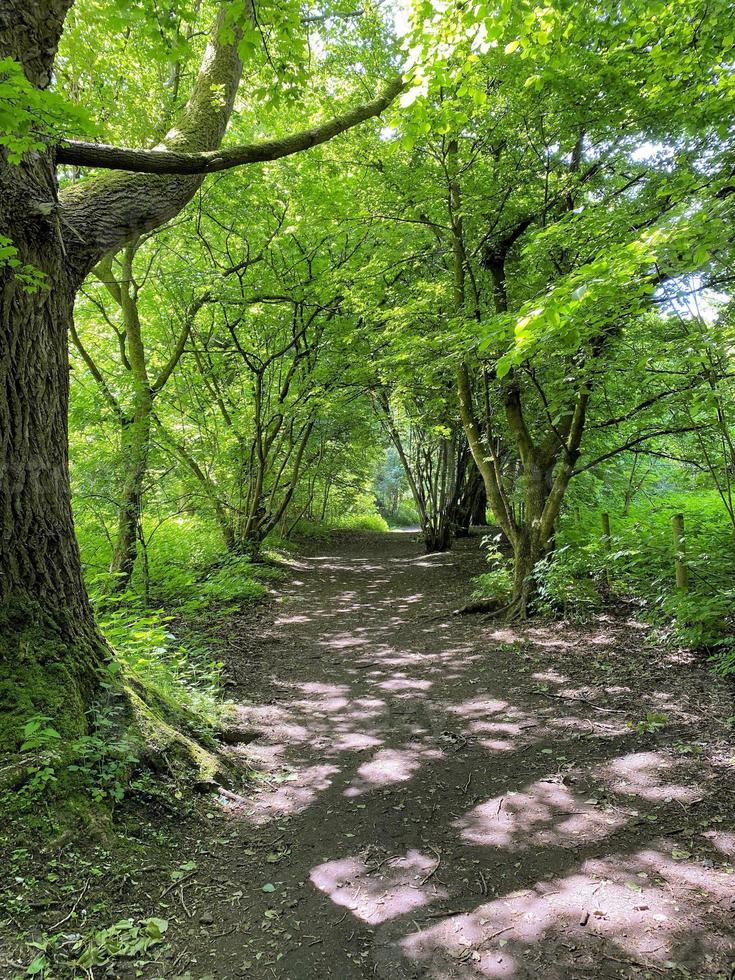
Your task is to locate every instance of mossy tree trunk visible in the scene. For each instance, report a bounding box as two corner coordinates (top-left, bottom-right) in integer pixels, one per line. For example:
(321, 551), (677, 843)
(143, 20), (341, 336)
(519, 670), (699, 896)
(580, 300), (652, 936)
(111, 401), (153, 589)
(0, 238), (108, 748)
(72, 244), (211, 592)
(457, 358), (590, 618)
(0, 2), (241, 749)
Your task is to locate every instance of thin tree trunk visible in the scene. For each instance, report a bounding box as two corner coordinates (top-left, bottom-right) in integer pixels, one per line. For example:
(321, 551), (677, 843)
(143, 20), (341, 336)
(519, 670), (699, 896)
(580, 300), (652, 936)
(109, 396), (153, 589)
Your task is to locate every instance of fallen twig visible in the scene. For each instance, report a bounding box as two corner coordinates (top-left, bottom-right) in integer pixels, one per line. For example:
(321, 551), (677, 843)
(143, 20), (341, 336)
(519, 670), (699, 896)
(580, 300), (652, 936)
(160, 870), (197, 898)
(530, 690), (626, 714)
(179, 884), (192, 918)
(367, 854), (400, 875)
(420, 847), (442, 886)
(50, 877), (92, 930)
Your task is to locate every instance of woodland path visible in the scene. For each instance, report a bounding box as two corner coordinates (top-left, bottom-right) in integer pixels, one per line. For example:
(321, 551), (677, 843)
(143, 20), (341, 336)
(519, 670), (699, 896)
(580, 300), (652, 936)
(154, 531), (735, 979)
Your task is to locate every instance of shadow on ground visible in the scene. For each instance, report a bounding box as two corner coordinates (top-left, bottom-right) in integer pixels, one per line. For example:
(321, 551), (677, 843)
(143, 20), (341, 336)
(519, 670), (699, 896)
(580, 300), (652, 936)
(150, 532), (735, 979)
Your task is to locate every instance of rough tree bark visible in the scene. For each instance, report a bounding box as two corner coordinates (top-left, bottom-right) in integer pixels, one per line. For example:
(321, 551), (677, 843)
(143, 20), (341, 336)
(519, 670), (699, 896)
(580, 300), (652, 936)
(0, 1), (400, 750)
(0, 1), (102, 748)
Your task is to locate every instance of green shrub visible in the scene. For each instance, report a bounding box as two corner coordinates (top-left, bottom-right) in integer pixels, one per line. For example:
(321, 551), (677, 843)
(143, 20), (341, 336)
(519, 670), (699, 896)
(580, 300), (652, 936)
(556, 489), (735, 663)
(179, 554), (270, 615)
(389, 500), (420, 527)
(332, 511), (390, 532)
(472, 567), (512, 603)
(531, 546), (604, 621)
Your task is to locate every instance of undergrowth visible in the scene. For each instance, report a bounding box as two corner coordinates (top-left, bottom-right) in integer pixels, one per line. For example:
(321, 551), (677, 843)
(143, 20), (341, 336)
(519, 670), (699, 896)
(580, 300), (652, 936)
(472, 491), (735, 670)
(3, 518), (278, 821)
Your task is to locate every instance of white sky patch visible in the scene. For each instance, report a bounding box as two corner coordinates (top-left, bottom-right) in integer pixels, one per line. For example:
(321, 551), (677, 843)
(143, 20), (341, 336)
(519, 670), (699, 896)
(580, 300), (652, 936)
(309, 31), (326, 61)
(392, 0), (412, 38)
(657, 274), (729, 325)
(631, 141), (675, 164)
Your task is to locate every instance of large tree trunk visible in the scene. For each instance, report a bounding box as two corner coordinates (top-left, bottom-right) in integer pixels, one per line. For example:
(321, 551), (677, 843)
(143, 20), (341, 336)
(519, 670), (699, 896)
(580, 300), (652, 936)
(0, 201), (108, 750)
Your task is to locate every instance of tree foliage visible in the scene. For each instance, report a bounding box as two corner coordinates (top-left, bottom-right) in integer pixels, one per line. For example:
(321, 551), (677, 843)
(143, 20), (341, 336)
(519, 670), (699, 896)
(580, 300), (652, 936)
(1, 0), (735, 766)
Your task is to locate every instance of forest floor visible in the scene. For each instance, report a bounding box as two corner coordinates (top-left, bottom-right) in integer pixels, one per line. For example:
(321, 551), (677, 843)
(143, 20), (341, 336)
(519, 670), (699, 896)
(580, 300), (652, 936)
(4, 530), (735, 979)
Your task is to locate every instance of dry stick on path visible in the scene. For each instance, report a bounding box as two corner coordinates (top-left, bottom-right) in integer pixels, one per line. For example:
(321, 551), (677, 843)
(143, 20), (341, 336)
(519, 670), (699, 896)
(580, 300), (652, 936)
(50, 878), (92, 930)
(530, 690), (627, 713)
(160, 870), (198, 899)
(420, 847), (442, 886)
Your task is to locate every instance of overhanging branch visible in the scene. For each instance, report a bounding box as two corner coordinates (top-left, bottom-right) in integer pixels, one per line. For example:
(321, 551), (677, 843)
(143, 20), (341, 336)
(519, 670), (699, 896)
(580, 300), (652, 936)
(573, 426), (703, 474)
(56, 77), (404, 174)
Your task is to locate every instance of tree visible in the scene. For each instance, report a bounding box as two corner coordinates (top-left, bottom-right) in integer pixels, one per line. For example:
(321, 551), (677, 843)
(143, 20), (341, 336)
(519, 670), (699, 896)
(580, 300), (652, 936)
(72, 236), (211, 590)
(0, 1), (400, 749)
(370, 0), (735, 616)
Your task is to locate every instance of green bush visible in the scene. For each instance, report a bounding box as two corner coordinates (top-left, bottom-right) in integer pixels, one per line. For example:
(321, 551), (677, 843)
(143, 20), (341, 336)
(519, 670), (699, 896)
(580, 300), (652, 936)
(472, 567), (512, 603)
(179, 554), (271, 615)
(555, 489), (735, 664)
(388, 500), (420, 527)
(332, 511), (390, 532)
(531, 546), (603, 621)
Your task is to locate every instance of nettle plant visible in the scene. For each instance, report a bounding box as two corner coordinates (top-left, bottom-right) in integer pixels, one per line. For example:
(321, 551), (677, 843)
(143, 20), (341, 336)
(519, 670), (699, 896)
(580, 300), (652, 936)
(14, 705), (136, 808)
(26, 915), (169, 976)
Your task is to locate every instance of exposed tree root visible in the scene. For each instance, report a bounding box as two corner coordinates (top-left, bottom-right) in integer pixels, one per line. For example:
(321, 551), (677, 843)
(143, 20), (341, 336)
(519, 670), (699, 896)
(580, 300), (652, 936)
(454, 593), (532, 622)
(453, 597), (505, 616)
(124, 676), (236, 789)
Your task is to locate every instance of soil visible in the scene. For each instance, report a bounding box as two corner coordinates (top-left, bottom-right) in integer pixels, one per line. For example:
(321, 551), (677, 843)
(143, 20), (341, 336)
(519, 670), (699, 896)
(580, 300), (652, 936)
(4, 530), (735, 979)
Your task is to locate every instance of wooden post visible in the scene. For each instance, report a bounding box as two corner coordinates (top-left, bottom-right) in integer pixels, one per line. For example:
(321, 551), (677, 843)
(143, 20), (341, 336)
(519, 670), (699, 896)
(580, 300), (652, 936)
(601, 512), (611, 585)
(672, 513), (688, 590)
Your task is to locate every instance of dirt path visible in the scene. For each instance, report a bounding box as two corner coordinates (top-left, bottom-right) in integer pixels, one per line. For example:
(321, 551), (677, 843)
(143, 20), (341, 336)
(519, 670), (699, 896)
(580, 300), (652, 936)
(156, 531), (735, 979)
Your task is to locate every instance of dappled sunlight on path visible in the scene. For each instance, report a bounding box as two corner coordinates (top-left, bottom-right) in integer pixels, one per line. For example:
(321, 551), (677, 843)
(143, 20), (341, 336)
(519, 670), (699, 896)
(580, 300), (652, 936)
(189, 532), (735, 979)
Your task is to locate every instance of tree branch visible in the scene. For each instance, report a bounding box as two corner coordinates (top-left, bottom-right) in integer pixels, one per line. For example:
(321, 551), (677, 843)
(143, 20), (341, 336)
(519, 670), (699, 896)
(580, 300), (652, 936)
(573, 426), (703, 474)
(56, 77), (404, 175)
(590, 379), (702, 429)
(152, 290), (211, 394)
(69, 321), (122, 419)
